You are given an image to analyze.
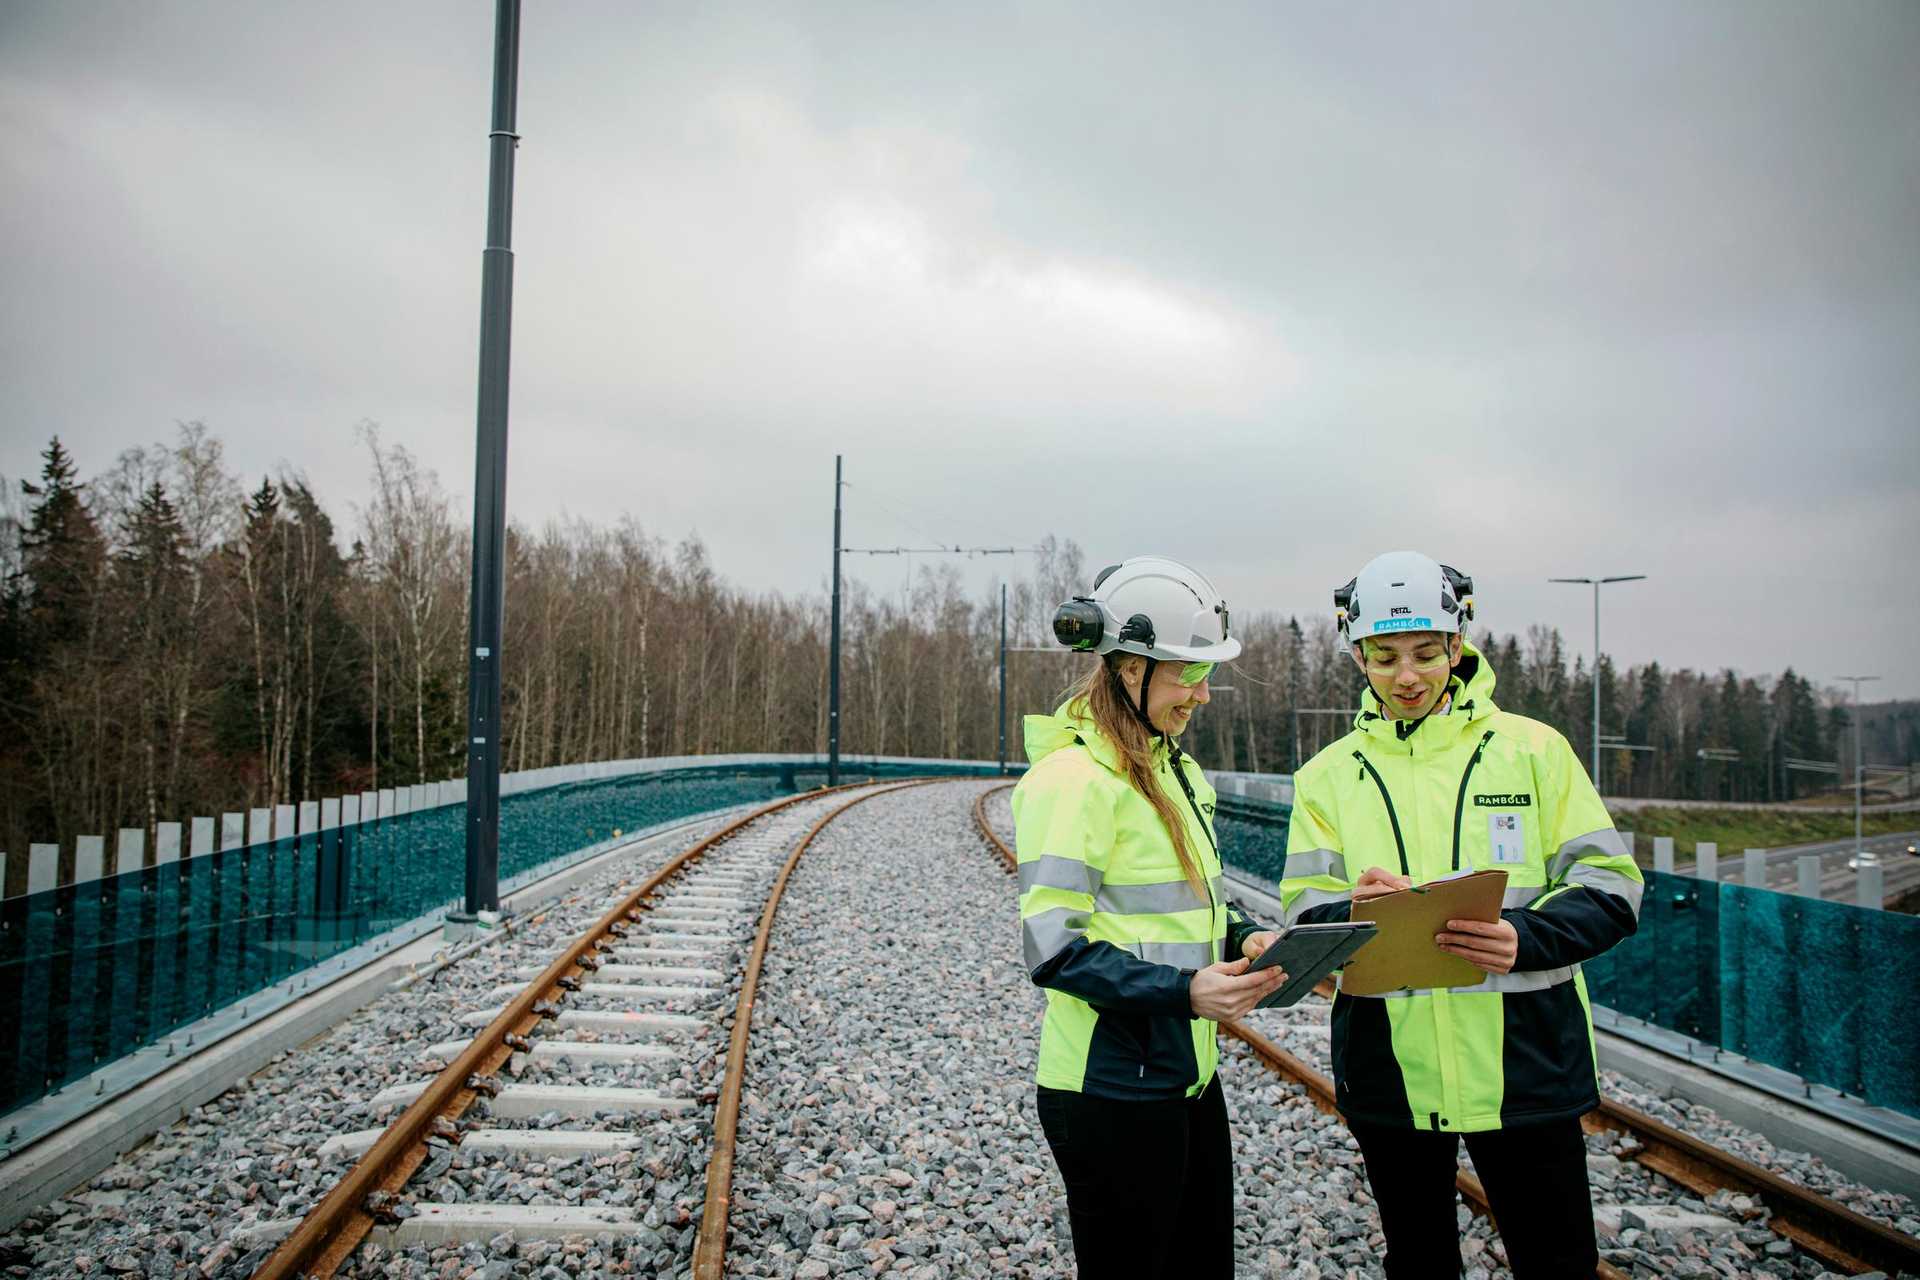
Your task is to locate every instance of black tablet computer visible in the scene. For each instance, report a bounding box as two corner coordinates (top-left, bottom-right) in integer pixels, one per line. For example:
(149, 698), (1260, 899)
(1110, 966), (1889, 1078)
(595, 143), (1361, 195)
(1245, 921), (1379, 1009)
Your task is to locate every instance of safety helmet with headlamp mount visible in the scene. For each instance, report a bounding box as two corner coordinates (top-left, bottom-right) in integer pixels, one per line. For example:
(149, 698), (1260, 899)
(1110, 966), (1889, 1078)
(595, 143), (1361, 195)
(1334, 551), (1475, 645)
(1052, 556), (1241, 664)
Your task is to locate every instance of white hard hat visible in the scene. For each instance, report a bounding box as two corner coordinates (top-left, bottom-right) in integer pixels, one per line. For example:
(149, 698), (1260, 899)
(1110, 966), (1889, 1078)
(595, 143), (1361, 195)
(1053, 555), (1242, 663)
(1335, 551), (1475, 644)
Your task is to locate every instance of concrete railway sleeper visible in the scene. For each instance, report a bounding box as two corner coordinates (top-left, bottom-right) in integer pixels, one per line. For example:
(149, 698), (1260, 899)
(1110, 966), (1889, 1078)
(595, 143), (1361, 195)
(972, 782), (1920, 1279)
(252, 778), (950, 1280)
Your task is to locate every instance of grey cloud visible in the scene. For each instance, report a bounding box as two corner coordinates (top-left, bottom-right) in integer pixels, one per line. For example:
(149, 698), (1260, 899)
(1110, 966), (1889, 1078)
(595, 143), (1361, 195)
(2, 0), (1915, 694)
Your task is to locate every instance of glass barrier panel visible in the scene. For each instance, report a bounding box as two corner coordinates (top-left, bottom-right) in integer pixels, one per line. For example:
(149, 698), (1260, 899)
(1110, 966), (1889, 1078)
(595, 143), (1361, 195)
(1859, 904), (1920, 1115)
(148, 857), (183, 1045)
(104, 868), (148, 1066)
(0, 760), (990, 1117)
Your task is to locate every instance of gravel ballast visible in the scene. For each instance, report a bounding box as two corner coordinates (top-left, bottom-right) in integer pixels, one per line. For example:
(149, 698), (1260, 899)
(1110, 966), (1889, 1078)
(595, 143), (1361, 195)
(5, 781), (1913, 1280)
(0, 804), (770, 1279)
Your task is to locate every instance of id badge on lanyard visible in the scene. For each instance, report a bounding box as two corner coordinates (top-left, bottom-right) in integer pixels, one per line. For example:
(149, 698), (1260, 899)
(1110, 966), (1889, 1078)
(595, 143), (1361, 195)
(1488, 812), (1528, 865)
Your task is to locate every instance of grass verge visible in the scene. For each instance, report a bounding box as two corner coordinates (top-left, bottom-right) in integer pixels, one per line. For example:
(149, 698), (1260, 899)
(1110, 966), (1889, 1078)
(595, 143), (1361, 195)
(1611, 805), (1917, 862)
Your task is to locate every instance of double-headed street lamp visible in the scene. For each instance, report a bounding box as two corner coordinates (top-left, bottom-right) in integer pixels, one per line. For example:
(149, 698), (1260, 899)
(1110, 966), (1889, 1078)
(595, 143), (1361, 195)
(1549, 574), (1647, 788)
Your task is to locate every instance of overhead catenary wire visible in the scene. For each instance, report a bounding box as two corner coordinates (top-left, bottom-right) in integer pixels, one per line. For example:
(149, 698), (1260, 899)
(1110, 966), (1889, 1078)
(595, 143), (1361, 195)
(828, 457), (1044, 784)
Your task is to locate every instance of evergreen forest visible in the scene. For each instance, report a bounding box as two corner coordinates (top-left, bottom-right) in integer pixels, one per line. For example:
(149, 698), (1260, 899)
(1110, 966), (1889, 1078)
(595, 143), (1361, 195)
(5, 427), (1915, 868)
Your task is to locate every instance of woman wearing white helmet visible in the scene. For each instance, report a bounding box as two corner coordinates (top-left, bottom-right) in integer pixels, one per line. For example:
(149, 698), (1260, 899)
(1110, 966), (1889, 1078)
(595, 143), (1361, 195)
(1013, 555), (1286, 1276)
(1280, 551), (1643, 1278)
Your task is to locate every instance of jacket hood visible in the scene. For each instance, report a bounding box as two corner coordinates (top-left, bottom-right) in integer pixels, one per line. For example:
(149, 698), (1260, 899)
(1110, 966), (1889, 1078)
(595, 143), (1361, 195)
(1355, 637), (1500, 742)
(1024, 700), (1125, 773)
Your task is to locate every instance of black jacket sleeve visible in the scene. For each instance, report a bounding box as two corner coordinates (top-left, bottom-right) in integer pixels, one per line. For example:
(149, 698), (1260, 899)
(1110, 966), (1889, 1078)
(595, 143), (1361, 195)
(1030, 937), (1195, 1017)
(1505, 886), (1638, 971)
(1224, 897), (1275, 960)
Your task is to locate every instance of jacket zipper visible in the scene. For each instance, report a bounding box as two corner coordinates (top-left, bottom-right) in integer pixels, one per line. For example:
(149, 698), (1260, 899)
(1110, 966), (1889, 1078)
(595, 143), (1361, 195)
(1352, 751), (1410, 878)
(1166, 748), (1222, 963)
(1450, 730), (1497, 872)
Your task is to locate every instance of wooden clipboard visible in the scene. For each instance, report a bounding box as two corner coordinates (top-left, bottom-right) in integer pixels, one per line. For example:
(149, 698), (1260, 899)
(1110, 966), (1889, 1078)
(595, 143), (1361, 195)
(1338, 869), (1508, 996)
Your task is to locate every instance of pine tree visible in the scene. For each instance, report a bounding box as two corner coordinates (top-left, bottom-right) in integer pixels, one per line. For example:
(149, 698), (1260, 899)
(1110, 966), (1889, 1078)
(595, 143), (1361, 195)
(18, 438), (107, 650)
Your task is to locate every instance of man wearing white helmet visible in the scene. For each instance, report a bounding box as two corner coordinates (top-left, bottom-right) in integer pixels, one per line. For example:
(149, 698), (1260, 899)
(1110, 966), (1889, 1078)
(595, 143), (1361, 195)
(1015, 555), (1287, 1276)
(1279, 552), (1644, 1279)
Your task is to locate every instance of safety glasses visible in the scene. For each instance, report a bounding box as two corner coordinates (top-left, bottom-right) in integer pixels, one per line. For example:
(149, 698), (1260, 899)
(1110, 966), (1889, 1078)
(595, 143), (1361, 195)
(1360, 643), (1451, 675)
(1177, 662), (1216, 687)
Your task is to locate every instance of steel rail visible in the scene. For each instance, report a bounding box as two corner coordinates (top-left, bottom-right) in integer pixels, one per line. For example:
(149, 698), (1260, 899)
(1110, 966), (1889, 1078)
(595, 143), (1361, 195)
(1582, 1100), (1920, 1276)
(253, 780), (889, 1280)
(967, 788), (1564, 1265)
(690, 776), (958, 1279)
(970, 788), (1920, 1278)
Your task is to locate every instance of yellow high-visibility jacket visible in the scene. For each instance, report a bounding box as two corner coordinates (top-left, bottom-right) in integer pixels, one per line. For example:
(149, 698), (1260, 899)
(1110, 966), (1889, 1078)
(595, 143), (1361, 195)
(1015, 703), (1268, 1100)
(1280, 641), (1642, 1132)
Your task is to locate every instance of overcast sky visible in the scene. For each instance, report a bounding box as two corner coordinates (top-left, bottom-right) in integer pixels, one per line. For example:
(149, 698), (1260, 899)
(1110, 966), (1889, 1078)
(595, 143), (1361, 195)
(3, 2), (1916, 696)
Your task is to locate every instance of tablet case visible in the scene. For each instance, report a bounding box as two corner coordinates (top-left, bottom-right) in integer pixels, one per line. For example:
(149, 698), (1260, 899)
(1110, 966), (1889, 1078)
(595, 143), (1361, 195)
(1246, 922), (1380, 1009)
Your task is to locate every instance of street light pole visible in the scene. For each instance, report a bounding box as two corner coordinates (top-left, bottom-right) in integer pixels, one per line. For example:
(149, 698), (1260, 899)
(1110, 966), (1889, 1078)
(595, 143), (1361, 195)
(458, 0), (522, 927)
(829, 455), (843, 786)
(1549, 574), (1646, 787)
(1836, 674), (1881, 868)
(999, 582), (1008, 776)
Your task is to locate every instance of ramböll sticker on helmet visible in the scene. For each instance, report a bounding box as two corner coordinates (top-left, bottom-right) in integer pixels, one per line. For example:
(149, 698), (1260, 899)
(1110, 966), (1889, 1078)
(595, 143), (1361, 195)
(1371, 616), (1433, 633)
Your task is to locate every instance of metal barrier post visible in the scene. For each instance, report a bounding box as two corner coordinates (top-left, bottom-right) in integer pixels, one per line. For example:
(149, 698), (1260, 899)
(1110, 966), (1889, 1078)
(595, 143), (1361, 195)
(1797, 855), (1822, 897)
(1743, 848), (1768, 888)
(1857, 862), (1885, 910)
(1695, 841), (1718, 882)
(1653, 836), (1674, 874)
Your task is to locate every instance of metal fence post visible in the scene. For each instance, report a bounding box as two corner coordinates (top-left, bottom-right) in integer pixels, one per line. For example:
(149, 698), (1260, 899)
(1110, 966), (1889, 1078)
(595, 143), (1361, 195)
(74, 836), (104, 885)
(1797, 855), (1822, 898)
(1652, 836), (1674, 874)
(1857, 863), (1885, 910)
(1743, 848), (1767, 889)
(27, 844), (57, 894)
(1695, 841), (1718, 882)
(115, 830), (144, 875)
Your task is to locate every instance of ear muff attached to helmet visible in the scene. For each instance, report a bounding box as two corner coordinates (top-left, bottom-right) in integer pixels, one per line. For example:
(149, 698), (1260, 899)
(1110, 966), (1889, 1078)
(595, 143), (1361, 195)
(1052, 598), (1106, 651)
(1333, 577), (1359, 640)
(1051, 555), (1241, 662)
(1439, 565), (1475, 624)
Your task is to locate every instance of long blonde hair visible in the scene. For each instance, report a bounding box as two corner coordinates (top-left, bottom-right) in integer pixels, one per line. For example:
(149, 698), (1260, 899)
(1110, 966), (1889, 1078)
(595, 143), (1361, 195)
(1067, 656), (1208, 904)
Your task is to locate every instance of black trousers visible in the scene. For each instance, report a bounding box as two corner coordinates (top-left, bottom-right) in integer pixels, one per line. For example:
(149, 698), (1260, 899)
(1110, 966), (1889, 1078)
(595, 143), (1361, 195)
(1348, 1115), (1598, 1279)
(1036, 1075), (1235, 1278)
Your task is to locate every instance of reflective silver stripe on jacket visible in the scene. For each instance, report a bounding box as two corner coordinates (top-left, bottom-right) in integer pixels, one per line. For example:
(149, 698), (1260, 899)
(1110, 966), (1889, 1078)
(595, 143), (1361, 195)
(1502, 884), (1549, 909)
(1019, 854), (1101, 896)
(1283, 885), (1350, 927)
(1095, 875), (1220, 916)
(1563, 861), (1645, 915)
(1546, 827), (1629, 880)
(1022, 905), (1089, 971)
(1340, 965), (1578, 998)
(1283, 847), (1347, 882)
(1135, 939), (1219, 969)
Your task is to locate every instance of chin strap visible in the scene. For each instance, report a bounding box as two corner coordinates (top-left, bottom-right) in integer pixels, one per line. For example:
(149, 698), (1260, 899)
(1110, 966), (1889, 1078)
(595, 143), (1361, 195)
(1392, 684), (1455, 741)
(1110, 655), (1162, 735)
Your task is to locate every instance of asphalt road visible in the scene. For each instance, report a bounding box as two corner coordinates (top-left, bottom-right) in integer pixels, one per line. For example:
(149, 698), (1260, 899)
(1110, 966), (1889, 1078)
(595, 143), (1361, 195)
(1664, 829), (1920, 907)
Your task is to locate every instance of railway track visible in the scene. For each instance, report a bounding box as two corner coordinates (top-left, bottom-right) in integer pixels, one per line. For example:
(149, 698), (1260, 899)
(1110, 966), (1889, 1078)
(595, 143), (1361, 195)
(972, 782), (1920, 1279)
(254, 777), (945, 1280)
